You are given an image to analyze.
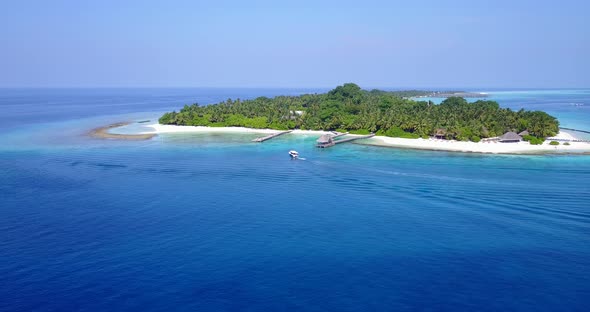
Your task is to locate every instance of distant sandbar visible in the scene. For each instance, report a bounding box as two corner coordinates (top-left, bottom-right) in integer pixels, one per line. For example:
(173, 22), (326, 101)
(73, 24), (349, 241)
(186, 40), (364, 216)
(90, 122), (156, 140)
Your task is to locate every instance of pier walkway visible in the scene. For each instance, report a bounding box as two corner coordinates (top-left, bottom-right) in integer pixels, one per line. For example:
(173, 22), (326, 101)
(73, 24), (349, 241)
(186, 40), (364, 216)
(317, 133), (375, 148)
(547, 138), (590, 143)
(334, 134), (375, 145)
(252, 130), (292, 142)
(331, 131), (349, 139)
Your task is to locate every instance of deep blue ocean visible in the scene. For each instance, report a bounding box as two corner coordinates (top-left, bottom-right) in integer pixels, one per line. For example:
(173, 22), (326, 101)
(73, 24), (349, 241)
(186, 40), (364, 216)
(1, 88), (589, 311)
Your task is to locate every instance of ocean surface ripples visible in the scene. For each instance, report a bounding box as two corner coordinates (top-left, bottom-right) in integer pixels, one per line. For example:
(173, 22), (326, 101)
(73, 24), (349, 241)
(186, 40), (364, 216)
(1, 89), (589, 311)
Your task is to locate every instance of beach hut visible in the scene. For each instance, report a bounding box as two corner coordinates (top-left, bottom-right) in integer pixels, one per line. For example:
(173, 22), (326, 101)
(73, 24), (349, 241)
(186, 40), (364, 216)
(518, 130), (529, 136)
(316, 134), (335, 148)
(499, 131), (522, 143)
(434, 128), (446, 139)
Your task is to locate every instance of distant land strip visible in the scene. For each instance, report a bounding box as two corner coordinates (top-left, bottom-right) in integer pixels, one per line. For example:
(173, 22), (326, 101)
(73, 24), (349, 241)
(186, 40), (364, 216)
(560, 127), (590, 134)
(412, 91), (488, 98)
(90, 122), (156, 140)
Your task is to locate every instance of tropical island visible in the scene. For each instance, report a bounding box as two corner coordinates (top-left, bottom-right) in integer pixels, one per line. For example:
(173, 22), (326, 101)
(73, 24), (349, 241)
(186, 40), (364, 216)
(86, 83), (590, 154)
(159, 83), (558, 143)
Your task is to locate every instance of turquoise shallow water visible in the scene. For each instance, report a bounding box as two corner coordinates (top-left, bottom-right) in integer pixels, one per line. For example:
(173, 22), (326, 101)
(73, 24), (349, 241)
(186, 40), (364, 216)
(1, 89), (589, 311)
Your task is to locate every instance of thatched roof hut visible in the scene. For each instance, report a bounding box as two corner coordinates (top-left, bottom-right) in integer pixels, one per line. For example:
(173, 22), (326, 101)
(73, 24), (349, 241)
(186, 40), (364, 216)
(518, 130), (529, 136)
(317, 134), (333, 143)
(434, 128), (446, 139)
(316, 134), (335, 148)
(499, 131), (522, 143)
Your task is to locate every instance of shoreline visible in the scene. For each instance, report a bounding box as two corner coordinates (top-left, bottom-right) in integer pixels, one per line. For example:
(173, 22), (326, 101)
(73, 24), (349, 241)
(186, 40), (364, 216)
(106, 122), (590, 155)
(90, 122), (157, 140)
(364, 134), (589, 155)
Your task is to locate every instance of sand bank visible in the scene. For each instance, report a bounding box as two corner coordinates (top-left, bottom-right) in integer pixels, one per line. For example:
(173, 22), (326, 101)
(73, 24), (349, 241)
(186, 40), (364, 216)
(90, 122), (157, 140)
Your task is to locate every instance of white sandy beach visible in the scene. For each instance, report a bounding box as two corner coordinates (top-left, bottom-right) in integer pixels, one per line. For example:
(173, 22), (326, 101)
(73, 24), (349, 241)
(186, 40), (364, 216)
(136, 123), (590, 154)
(366, 134), (590, 154)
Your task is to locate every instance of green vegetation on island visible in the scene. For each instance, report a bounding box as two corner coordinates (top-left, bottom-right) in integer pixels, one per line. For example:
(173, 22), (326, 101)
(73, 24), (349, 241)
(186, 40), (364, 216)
(523, 135), (545, 145)
(159, 83), (559, 141)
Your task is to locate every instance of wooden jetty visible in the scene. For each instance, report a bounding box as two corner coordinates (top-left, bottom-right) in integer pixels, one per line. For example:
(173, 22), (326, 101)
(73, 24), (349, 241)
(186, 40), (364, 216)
(334, 134), (375, 145)
(331, 131), (349, 138)
(252, 130), (292, 142)
(317, 133), (375, 148)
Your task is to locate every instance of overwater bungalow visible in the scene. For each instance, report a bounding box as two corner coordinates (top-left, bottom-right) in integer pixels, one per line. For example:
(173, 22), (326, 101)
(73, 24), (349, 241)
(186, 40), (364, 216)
(316, 134), (335, 148)
(499, 131), (522, 143)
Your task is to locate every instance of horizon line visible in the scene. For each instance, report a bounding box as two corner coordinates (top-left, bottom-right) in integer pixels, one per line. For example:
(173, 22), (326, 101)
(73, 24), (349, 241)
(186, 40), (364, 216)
(1, 86), (589, 90)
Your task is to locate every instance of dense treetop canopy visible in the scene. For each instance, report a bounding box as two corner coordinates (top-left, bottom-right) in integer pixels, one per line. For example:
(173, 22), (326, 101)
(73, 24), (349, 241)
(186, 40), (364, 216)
(159, 83), (559, 141)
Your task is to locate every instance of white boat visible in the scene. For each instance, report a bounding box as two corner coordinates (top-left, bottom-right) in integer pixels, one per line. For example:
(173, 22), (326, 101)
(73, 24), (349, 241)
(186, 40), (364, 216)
(289, 150), (299, 158)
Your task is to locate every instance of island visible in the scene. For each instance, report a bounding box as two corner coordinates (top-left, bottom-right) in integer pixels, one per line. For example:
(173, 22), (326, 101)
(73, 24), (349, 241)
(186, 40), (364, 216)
(94, 83), (590, 154)
(159, 83), (558, 142)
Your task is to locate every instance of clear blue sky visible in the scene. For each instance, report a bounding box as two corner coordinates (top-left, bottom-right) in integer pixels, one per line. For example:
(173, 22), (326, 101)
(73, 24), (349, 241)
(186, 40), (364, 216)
(1, 0), (588, 88)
